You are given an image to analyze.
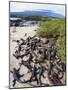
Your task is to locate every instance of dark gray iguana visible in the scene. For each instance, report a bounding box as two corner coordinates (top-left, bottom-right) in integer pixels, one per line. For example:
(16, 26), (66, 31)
(10, 68), (25, 87)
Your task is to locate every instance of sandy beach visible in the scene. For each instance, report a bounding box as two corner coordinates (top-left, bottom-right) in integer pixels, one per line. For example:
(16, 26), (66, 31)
(10, 25), (38, 40)
(10, 24), (65, 88)
(10, 24), (39, 88)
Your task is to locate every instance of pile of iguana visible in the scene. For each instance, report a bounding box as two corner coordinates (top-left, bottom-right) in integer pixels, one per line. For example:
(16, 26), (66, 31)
(10, 35), (66, 87)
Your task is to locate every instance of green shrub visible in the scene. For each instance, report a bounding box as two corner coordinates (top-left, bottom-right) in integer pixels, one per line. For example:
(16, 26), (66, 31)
(56, 36), (65, 63)
(36, 18), (65, 38)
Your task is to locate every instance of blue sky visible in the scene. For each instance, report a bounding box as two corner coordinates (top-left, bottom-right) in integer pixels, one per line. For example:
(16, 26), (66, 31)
(10, 2), (65, 16)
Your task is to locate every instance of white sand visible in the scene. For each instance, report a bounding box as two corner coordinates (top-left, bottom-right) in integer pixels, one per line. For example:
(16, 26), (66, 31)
(10, 25), (39, 88)
(10, 24), (65, 88)
(10, 25), (38, 40)
(9, 24), (55, 88)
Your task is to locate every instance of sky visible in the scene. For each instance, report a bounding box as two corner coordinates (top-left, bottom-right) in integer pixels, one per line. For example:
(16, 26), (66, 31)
(10, 2), (65, 16)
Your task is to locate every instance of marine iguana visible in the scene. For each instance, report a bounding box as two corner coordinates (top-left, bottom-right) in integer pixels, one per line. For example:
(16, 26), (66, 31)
(10, 68), (24, 87)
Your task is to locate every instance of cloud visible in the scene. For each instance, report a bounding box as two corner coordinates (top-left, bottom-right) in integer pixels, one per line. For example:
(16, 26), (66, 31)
(47, 5), (65, 15)
(10, 2), (47, 12)
(10, 2), (65, 16)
